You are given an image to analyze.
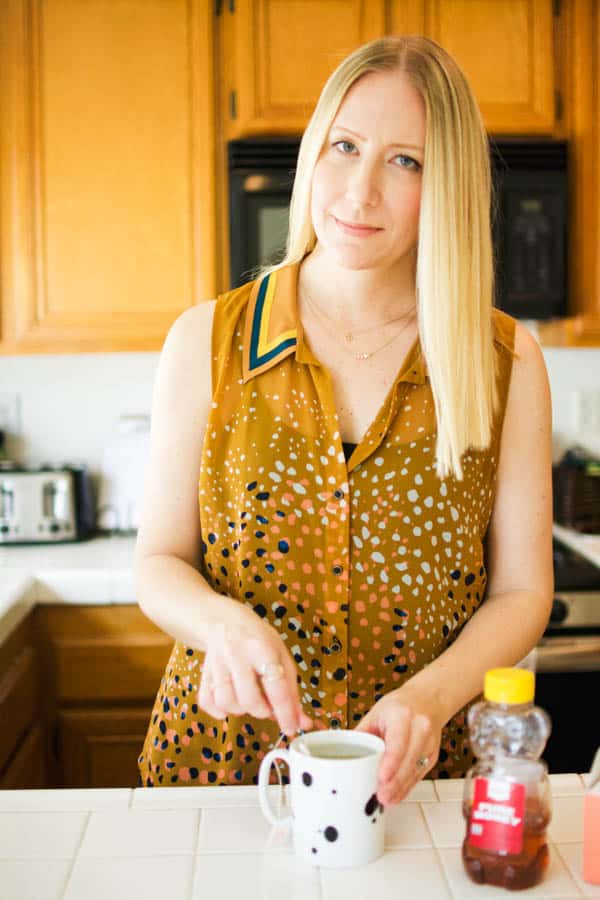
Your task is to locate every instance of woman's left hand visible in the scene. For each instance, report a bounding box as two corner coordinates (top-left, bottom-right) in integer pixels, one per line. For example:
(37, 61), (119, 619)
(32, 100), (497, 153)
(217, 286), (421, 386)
(353, 683), (446, 806)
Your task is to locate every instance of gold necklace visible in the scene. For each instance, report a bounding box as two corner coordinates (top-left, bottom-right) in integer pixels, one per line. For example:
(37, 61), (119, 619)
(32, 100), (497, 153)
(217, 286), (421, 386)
(303, 290), (417, 361)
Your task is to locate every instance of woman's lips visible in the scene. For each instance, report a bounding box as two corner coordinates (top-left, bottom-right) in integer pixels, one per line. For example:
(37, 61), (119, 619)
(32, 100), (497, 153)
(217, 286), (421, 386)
(334, 216), (382, 237)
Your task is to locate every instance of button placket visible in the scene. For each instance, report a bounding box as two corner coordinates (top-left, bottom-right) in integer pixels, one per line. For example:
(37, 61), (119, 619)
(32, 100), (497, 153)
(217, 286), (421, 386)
(329, 456), (350, 726)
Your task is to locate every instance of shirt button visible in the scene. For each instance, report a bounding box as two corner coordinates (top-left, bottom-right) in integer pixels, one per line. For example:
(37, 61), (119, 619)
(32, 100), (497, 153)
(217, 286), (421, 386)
(334, 490), (344, 500)
(332, 565), (343, 575)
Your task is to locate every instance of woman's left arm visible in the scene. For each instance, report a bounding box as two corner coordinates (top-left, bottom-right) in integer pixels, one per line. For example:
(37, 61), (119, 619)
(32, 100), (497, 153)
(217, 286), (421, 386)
(356, 323), (554, 804)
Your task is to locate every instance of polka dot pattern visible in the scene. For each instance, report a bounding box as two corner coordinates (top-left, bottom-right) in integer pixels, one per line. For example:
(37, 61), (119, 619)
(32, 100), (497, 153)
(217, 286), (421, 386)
(138, 262), (518, 788)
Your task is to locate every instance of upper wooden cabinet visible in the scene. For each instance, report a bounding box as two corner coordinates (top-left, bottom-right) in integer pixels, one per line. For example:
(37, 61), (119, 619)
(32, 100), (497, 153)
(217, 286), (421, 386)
(218, 0), (386, 141)
(0, 0), (218, 353)
(219, 0), (559, 140)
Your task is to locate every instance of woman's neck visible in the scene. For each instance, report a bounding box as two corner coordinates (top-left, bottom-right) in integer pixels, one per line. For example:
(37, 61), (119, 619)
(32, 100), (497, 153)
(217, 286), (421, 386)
(298, 247), (417, 325)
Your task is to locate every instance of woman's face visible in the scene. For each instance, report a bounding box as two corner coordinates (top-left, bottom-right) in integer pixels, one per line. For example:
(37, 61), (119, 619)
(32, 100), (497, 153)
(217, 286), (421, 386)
(310, 69), (425, 273)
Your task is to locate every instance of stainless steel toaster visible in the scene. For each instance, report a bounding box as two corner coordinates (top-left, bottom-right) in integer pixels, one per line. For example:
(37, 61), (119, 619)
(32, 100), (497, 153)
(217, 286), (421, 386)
(0, 464), (95, 544)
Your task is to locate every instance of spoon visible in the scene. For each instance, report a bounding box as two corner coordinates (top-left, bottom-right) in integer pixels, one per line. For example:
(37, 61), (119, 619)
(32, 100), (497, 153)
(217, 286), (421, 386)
(295, 729), (312, 755)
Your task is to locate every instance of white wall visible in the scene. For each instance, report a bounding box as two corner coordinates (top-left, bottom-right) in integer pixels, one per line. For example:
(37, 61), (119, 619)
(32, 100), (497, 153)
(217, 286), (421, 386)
(0, 352), (159, 474)
(1, 343), (599, 478)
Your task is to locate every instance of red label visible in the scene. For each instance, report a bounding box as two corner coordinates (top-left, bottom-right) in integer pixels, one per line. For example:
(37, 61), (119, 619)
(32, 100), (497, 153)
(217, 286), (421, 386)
(468, 777), (525, 855)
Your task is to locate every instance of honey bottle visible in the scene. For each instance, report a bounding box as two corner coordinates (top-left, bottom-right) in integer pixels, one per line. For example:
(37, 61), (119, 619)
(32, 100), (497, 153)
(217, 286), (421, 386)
(462, 667), (552, 891)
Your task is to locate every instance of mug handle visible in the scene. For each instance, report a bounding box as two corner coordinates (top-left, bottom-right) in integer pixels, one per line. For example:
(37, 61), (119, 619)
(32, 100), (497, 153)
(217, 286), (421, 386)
(258, 748), (293, 826)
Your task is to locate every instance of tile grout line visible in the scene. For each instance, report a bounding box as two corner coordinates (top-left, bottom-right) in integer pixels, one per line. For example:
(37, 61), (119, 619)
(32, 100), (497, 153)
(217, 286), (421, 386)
(317, 864), (325, 900)
(59, 810), (91, 900)
(189, 810), (203, 900)
(551, 842), (586, 898)
(417, 801), (454, 899)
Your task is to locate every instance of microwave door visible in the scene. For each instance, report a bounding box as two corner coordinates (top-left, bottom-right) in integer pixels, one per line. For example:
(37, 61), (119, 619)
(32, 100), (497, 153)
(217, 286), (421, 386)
(229, 170), (294, 289)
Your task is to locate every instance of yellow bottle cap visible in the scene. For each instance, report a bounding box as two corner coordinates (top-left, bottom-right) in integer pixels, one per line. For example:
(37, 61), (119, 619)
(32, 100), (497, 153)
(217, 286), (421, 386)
(484, 667), (534, 704)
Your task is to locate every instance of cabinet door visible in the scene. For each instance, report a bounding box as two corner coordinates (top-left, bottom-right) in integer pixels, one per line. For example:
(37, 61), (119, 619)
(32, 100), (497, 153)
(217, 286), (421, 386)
(0, 723), (46, 789)
(0, 0), (217, 353)
(56, 707), (150, 788)
(0, 616), (40, 783)
(432, 0), (556, 134)
(219, 0), (386, 139)
(388, 0), (557, 135)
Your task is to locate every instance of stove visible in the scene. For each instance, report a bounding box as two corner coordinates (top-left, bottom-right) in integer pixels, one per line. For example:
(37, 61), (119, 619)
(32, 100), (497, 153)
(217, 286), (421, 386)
(534, 535), (600, 773)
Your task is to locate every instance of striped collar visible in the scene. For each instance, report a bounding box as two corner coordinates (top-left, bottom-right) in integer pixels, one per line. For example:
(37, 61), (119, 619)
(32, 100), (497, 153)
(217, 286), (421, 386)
(242, 261), (427, 384)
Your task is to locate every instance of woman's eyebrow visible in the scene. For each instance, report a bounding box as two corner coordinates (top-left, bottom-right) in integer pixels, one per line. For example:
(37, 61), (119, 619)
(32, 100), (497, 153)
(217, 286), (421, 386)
(330, 124), (423, 152)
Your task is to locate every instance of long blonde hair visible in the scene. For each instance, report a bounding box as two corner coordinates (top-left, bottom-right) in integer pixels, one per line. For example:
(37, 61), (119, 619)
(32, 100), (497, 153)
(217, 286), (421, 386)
(256, 35), (500, 482)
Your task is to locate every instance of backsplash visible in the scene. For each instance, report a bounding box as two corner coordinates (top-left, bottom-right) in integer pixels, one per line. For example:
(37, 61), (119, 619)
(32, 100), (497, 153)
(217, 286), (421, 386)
(1, 342), (599, 480)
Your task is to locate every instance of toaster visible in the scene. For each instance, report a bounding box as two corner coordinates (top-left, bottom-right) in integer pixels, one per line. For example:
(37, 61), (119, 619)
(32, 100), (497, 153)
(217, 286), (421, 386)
(0, 464), (96, 544)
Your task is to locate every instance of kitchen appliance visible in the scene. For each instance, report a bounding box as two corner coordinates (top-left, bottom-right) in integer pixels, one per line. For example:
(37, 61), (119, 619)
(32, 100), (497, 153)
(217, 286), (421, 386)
(535, 536), (600, 774)
(553, 445), (600, 533)
(0, 462), (95, 544)
(97, 414), (150, 533)
(228, 137), (568, 319)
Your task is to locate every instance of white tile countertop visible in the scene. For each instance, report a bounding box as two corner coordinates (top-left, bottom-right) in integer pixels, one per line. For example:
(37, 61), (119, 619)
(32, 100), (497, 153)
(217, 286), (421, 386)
(0, 535), (137, 645)
(0, 775), (595, 900)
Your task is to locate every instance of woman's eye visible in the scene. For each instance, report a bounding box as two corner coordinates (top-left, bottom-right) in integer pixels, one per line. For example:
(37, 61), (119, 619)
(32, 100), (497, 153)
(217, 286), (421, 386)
(395, 155), (421, 171)
(333, 140), (356, 154)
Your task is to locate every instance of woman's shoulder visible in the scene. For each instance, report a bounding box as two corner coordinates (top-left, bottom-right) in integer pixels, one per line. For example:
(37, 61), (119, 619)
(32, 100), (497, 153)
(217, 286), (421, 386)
(162, 299), (217, 361)
(491, 307), (520, 358)
(164, 277), (259, 354)
(491, 307), (546, 371)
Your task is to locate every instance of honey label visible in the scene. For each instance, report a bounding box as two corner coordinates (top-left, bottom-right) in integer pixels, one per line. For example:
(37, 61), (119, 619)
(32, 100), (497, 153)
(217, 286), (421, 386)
(468, 777), (525, 855)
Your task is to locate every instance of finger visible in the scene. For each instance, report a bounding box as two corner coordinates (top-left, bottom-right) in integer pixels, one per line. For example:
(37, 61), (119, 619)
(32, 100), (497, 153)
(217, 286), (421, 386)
(210, 653), (245, 716)
(375, 706), (411, 787)
(379, 714), (436, 804)
(224, 651), (276, 720)
(197, 657), (229, 720)
(249, 649), (303, 736)
(198, 677), (227, 720)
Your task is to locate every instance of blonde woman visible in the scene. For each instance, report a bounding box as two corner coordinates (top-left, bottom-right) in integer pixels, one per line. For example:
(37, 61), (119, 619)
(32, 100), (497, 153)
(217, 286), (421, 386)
(135, 35), (553, 806)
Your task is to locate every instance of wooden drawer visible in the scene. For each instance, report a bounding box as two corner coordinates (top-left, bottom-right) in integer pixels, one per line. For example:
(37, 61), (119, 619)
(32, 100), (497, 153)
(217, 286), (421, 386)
(35, 605), (173, 703)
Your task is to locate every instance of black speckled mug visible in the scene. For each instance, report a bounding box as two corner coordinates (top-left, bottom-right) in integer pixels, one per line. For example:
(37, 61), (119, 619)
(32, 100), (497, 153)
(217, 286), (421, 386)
(258, 729), (386, 867)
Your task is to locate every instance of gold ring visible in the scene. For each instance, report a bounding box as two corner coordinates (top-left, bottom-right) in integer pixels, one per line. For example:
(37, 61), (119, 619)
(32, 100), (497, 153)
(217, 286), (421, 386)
(258, 661), (285, 682)
(416, 755), (430, 770)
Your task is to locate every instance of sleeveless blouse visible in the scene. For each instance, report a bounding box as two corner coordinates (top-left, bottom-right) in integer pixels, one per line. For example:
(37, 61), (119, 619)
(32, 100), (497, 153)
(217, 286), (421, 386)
(138, 260), (518, 787)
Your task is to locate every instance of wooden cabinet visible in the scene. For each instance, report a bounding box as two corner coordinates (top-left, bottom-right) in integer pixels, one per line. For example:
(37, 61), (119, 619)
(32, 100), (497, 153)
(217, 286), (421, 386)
(219, 0), (559, 140)
(56, 707), (153, 790)
(34, 604), (172, 789)
(218, 0), (386, 141)
(0, 0), (217, 353)
(1, 1), (598, 349)
(0, 613), (45, 789)
(392, 0), (557, 136)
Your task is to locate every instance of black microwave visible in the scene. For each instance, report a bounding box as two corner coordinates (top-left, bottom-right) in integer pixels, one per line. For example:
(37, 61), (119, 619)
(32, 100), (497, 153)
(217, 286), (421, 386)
(228, 137), (568, 320)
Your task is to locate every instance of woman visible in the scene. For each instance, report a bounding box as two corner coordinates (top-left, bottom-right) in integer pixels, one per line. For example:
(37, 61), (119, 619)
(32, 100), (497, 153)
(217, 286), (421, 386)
(135, 35), (553, 806)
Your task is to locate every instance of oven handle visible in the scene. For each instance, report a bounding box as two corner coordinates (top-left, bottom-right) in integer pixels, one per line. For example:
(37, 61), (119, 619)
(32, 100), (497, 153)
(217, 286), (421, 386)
(536, 637), (600, 673)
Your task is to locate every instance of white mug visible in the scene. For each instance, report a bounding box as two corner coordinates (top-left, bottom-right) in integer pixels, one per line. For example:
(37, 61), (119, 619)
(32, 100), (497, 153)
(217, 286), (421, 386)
(258, 729), (386, 868)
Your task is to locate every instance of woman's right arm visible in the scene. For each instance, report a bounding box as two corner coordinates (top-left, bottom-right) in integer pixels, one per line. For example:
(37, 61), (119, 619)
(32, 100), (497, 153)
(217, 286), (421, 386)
(134, 301), (312, 736)
(134, 300), (224, 650)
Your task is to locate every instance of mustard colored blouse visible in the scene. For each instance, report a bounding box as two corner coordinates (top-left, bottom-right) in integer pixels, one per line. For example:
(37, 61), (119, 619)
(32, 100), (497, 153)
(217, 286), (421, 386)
(138, 260), (518, 787)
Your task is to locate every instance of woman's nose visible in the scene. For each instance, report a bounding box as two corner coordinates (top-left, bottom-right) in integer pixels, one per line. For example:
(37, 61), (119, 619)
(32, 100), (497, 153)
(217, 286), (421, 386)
(345, 161), (380, 208)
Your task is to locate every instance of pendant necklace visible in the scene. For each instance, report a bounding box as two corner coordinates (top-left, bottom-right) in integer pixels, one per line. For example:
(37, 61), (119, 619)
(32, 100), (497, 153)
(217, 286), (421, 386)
(303, 290), (417, 361)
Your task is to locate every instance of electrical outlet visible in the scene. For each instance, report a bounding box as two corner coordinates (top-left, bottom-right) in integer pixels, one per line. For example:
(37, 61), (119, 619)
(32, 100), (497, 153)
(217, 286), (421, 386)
(0, 393), (21, 436)
(573, 389), (600, 433)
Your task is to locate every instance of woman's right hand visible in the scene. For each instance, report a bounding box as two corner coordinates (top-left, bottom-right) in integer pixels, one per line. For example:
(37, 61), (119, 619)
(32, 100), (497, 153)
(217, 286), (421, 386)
(198, 602), (314, 737)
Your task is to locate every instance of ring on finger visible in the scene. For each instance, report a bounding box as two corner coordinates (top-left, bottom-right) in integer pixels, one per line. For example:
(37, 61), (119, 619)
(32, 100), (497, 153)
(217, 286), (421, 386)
(258, 661), (285, 683)
(416, 755), (430, 770)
